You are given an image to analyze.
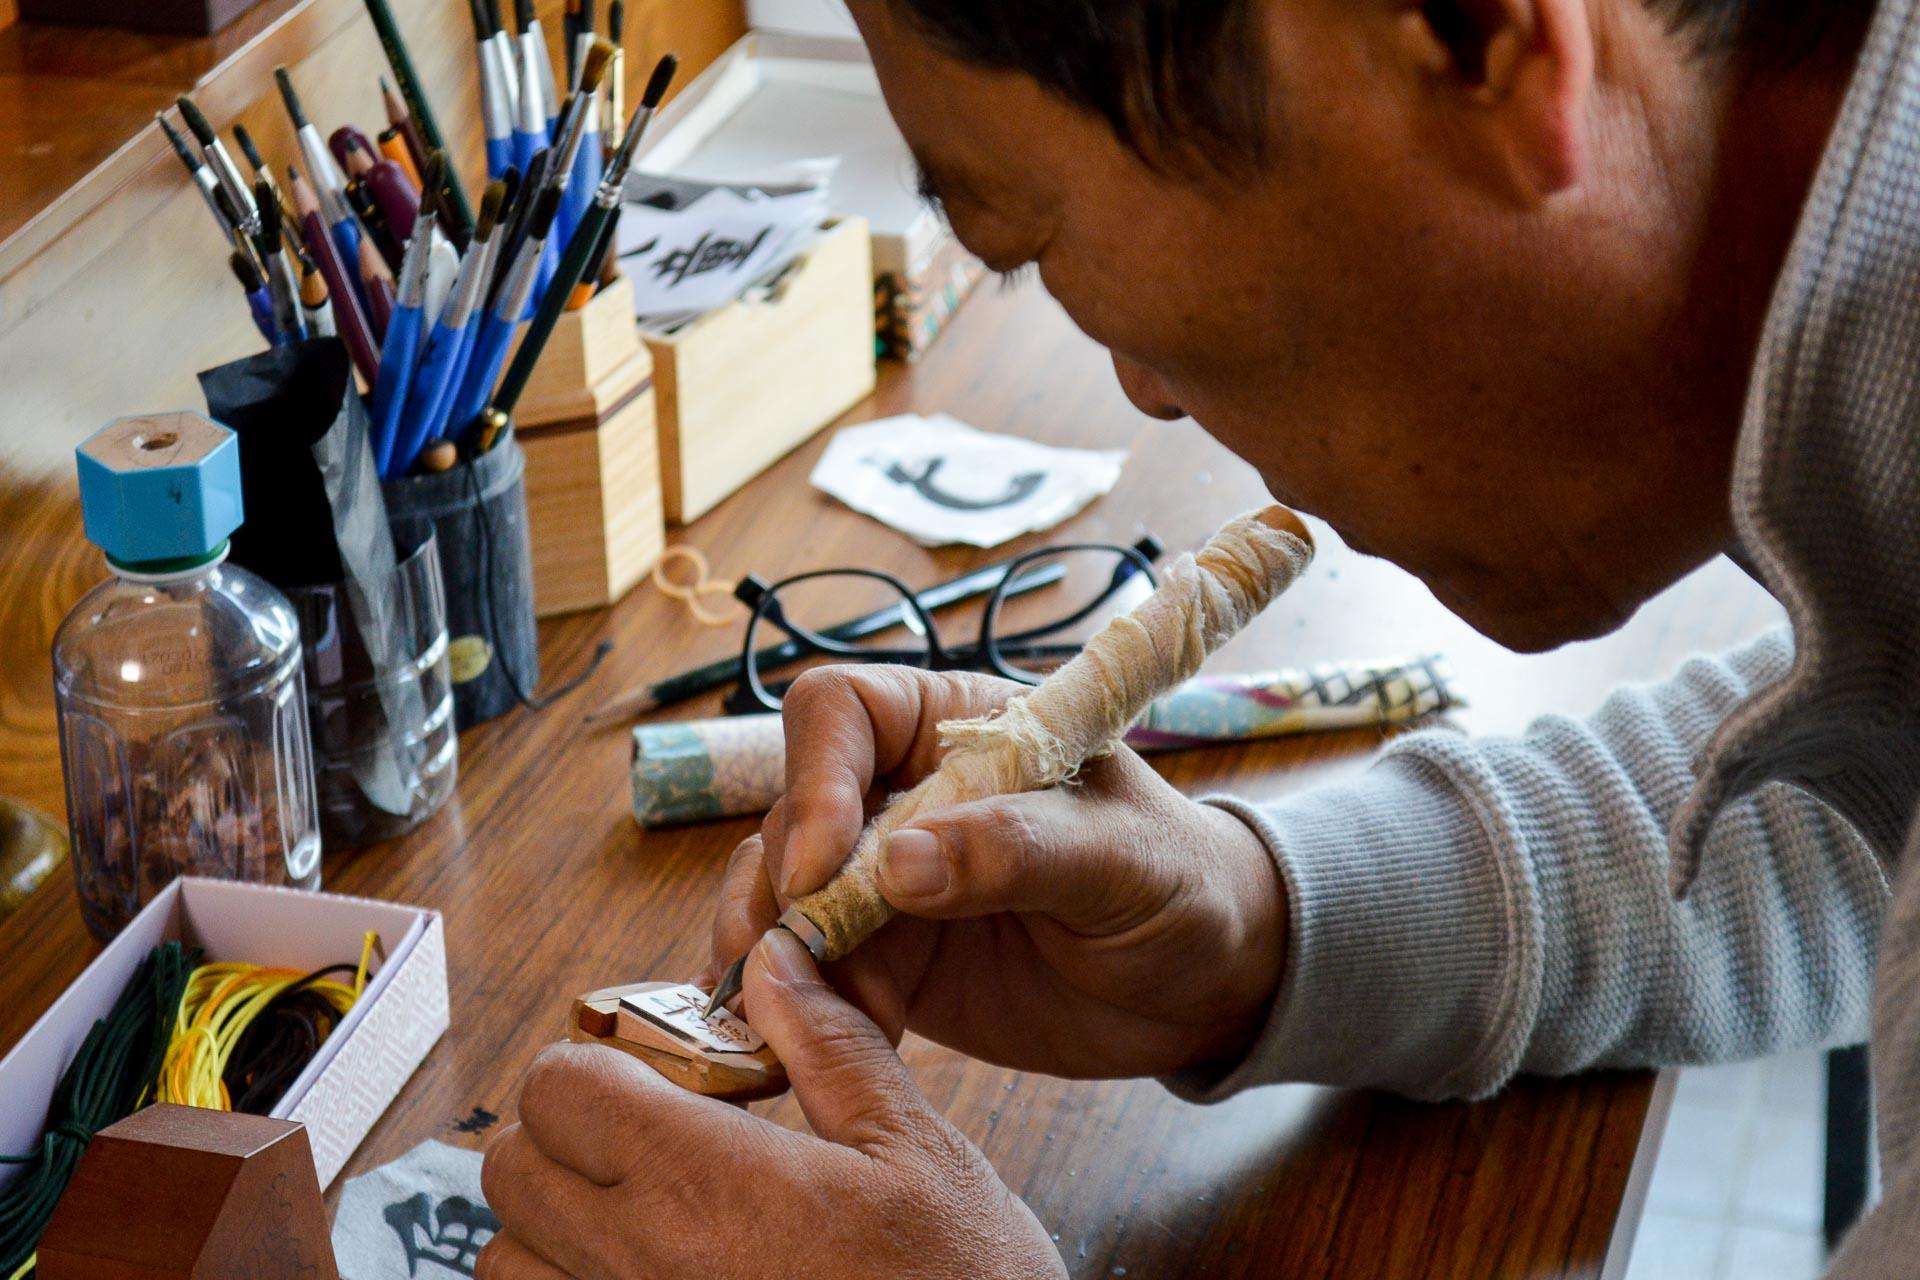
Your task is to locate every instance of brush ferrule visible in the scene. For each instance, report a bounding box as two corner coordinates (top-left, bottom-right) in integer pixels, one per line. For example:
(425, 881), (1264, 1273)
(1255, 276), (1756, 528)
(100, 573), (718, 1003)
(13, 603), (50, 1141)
(494, 237), (545, 321)
(204, 142), (259, 231)
(524, 17), (561, 118)
(515, 33), (549, 132)
(603, 104), (655, 189)
(490, 30), (522, 115)
(479, 42), (516, 140)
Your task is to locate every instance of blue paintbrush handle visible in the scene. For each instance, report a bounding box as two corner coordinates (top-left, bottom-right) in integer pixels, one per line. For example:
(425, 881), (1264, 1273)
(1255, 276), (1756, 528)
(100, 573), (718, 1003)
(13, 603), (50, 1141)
(561, 138), (601, 249)
(448, 310), (518, 438)
(246, 289), (276, 343)
(391, 318), (466, 474)
(426, 316), (482, 443)
(329, 217), (366, 311)
(486, 135), (513, 180)
(370, 303), (424, 476)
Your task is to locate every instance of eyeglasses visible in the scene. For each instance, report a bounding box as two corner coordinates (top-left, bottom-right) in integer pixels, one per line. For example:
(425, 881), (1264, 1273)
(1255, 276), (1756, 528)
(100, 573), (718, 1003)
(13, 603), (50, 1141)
(725, 536), (1163, 713)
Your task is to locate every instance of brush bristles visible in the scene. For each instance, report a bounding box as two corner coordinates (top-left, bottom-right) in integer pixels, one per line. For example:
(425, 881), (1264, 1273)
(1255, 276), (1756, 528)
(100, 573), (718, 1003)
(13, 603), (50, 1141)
(476, 181), (506, 242)
(255, 180), (282, 244)
(229, 251), (263, 291)
(233, 124), (266, 171)
(529, 186), (562, 238)
(418, 152), (448, 223)
(579, 39), (615, 93)
(274, 68), (308, 128)
(641, 54), (678, 109)
(157, 115), (197, 168)
(176, 96), (216, 146)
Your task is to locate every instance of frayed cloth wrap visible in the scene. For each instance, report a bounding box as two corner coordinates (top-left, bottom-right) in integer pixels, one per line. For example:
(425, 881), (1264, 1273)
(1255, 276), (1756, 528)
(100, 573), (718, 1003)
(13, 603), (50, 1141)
(791, 506), (1316, 959)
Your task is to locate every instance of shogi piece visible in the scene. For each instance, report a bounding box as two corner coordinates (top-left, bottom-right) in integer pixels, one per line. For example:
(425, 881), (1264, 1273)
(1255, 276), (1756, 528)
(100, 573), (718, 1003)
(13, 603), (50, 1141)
(568, 980), (787, 1102)
(36, 1104), (339, 1280)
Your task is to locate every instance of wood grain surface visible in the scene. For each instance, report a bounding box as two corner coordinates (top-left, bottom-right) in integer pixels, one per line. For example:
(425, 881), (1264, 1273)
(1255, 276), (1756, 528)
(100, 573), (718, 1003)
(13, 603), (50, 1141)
(0, 275), (1788, 1276)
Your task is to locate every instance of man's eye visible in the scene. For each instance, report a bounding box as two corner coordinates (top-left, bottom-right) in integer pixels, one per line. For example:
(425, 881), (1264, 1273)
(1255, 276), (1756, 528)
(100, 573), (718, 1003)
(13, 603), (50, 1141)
(995, 263), (1036, 288)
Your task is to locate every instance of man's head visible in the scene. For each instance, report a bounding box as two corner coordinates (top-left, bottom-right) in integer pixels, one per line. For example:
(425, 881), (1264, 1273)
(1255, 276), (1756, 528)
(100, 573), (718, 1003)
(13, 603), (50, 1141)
(848, 0), (1866, 650)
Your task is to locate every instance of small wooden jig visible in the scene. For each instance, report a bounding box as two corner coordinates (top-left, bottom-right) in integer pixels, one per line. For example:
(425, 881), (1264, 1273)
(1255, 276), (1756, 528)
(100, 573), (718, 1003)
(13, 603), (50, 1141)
(567, 980), (787, 1102)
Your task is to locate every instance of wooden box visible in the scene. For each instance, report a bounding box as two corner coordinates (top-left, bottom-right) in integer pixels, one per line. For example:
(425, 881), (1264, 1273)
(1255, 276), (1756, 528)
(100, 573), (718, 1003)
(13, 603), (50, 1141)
(510, 274), (666, 617)
(638, 30), (985, 363)
(647, 215), (877, 524)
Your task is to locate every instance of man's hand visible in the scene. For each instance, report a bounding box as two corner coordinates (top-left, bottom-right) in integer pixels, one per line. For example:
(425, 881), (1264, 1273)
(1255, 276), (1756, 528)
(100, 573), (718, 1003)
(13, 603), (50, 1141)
(709, 665), (1288, 1081)
(479, 930), (1064, 1280)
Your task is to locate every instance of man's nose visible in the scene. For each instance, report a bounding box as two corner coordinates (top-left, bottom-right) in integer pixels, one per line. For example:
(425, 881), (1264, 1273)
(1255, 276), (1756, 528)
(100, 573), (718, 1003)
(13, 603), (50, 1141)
(1111, 355), (1188, 421)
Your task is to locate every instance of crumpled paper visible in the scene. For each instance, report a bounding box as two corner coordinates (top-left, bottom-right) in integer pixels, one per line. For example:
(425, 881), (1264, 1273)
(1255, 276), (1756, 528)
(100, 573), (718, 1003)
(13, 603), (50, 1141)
(809, 414), (1126, 548)
(331, 1139), (496, 1279)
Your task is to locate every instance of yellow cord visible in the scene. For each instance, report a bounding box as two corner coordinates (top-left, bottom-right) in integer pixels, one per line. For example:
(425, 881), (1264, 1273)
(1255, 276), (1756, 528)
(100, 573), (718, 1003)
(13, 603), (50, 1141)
(9, 1253), (34, 1280)
(156, 931), (380, 1111)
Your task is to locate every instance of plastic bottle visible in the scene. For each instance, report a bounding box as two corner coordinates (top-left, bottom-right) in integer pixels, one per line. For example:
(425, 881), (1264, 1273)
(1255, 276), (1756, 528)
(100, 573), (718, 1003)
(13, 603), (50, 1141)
(54, 412), (321, 939)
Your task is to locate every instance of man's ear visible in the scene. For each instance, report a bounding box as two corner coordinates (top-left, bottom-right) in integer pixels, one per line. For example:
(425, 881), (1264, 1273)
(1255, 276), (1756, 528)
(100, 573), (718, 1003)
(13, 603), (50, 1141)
(1395, 0), (1593, 202)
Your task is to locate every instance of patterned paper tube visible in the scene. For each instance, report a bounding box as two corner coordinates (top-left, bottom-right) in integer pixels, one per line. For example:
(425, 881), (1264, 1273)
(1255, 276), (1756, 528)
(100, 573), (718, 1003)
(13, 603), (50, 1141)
(631, 656), (1461, 828)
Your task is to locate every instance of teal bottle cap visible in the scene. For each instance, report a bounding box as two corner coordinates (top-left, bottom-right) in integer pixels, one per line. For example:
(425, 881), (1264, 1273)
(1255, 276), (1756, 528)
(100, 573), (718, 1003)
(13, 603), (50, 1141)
(75, 412), (245, 568)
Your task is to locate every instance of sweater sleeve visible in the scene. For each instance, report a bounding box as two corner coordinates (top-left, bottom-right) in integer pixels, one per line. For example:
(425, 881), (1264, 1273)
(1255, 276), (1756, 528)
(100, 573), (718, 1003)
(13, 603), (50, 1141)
(1168, 626), (1891, 1103)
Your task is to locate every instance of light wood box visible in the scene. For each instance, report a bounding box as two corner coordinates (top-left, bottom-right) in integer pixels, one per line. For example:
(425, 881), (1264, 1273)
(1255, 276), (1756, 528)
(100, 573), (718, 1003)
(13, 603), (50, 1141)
(511, 274), (666, 617)
(647, 216), (877, 524)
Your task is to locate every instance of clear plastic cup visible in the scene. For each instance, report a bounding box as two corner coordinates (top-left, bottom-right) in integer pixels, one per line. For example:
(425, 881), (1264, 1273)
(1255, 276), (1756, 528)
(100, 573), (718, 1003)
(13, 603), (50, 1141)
(286, 533), (458, 850)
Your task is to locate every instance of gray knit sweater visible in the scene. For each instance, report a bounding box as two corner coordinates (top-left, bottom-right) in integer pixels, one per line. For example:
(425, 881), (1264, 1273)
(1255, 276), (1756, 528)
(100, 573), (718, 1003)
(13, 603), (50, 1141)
(1176, 0), (1920, 1271)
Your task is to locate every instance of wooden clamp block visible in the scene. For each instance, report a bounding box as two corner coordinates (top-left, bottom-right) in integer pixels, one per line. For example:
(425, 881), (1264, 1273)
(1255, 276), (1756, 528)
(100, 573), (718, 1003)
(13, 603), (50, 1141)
(37, 1104), (338, 1280)
(568, 980), (787, 1103)
(511, 274), (666, 618)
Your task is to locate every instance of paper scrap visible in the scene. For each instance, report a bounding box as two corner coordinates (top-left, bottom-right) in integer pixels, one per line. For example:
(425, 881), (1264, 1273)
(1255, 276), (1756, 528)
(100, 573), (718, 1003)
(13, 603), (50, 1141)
(331, 1139), (495, 1279)
(614, 183), (829, 323)
(809, 414), (1127, 548)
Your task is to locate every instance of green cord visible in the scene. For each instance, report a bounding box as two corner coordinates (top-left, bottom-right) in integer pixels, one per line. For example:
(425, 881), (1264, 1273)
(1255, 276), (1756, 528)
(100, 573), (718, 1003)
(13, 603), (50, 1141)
(0, 942), (197, 1276)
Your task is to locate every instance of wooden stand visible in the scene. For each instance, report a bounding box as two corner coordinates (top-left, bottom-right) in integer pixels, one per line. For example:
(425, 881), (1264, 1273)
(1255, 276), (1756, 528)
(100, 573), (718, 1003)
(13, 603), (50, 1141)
(36, 1104), (338, 1280)
(568, 981), (787, 1102)
(509, 274), (666, 618)
(648, 217), (878, 524)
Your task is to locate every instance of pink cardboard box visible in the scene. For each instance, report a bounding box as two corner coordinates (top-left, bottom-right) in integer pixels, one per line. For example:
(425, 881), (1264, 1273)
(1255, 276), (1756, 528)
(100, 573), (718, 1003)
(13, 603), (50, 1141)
(0, 877), (447, 1188)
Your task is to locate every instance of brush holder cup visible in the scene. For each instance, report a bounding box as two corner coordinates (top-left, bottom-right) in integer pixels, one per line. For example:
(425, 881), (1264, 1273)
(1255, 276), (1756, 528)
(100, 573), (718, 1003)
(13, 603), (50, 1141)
(382, 435), (540, 729)
(285, 532), (458, 850)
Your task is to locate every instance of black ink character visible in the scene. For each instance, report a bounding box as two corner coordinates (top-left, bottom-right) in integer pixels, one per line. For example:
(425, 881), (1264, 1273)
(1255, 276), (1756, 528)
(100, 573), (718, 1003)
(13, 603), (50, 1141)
(881, 457), (1047, 511)
(383, 1192), (501, 1276)
(649, 228), (772, 288)
(452, 1106), (498, 1134)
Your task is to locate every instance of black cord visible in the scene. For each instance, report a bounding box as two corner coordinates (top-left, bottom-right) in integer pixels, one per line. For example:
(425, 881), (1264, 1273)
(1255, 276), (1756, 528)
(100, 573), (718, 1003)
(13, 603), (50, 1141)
(462, 437), (612, 711)
(222, 963), (359, 1116)
(0, 942), (198, 1276)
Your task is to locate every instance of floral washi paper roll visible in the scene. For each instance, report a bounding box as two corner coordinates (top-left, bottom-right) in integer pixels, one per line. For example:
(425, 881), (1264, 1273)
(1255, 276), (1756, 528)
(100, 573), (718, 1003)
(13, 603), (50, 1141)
(631, 655), (1461, 828)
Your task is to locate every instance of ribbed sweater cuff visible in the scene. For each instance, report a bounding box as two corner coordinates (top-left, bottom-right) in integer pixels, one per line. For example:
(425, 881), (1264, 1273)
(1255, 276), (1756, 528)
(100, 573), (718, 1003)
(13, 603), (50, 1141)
(1164, 758), (1527, 1103)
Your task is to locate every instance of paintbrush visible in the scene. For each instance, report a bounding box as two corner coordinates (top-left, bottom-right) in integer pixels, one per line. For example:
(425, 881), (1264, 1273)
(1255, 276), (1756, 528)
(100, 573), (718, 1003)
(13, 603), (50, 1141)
(392, 182), (506, 474)
(486, 55), (676, 443)
(157, 114), (234, 244)
(228, 250), (274, 342)
(449, 186), (562, 440)
(251, 178), (306, 343)
(516, 0), (561, 137)
(275, 67), (367, 288)
(556, 39), (614, 248)
(290, 166), (380, 383)
(232, 123), (304, 257)
(176, 96), (258, 232)
(603, 0), (625, 149)
(370, 152), (446, 475)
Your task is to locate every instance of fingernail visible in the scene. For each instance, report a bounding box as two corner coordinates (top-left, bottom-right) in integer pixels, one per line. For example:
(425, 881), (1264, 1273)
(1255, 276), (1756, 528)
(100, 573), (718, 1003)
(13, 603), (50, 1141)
(883, 828), (948, 897)
(757, 928), (813, 984)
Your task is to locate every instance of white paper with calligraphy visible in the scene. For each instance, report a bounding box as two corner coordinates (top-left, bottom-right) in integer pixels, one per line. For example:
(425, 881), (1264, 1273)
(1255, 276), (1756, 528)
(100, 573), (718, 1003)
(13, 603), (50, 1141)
(810, 413), (1128, 547)
(620, 983), (767, 1053)
(614, 185), (828, 322)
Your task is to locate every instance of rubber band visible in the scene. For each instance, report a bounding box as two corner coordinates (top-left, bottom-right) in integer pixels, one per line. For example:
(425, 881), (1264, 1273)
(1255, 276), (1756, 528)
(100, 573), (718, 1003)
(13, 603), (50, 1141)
(651, 545), (742, 626)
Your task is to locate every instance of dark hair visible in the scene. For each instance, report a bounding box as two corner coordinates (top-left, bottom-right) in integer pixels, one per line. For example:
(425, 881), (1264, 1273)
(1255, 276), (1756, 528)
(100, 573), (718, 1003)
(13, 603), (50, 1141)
(889, 0), (1866, 169)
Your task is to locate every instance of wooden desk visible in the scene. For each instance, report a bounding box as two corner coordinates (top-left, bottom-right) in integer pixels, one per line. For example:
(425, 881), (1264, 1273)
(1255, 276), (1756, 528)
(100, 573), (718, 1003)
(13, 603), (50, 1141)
(0, 279), (1784, 1278)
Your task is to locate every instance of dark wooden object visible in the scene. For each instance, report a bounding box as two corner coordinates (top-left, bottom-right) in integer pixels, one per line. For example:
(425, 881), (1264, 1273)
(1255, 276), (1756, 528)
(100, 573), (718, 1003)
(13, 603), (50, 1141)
(36, 1104), (338, 1280)
(17, 0), (265, 37)
(0, 271), (1791, 1274)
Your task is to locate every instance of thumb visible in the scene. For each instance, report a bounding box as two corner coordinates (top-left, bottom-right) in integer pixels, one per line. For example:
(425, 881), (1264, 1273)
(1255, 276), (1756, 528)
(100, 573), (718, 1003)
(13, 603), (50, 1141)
(875, 782), (1175, 936)
(744, 929), (932, 1150)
